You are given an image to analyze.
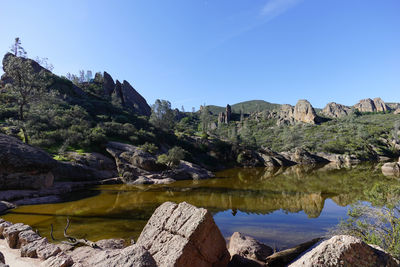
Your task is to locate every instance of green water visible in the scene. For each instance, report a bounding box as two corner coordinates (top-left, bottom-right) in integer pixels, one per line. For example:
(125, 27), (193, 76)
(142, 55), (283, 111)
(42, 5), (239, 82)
(3, 163), (399, 248)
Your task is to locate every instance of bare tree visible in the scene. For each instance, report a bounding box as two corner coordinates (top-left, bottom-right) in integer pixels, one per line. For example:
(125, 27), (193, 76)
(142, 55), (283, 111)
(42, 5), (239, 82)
(10, 37), (27, 58)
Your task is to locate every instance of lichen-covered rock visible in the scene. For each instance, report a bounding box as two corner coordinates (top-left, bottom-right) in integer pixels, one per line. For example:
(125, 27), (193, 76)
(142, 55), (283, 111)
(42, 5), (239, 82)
(36, 243), (61, 260)
(322, 102), (352, 118)
(2, 223), (32, 248)
(228, 232), (273, 263)
(0, 134), (56, 190)
(289, 235), (399, 267)
(137, 201), (230, 267)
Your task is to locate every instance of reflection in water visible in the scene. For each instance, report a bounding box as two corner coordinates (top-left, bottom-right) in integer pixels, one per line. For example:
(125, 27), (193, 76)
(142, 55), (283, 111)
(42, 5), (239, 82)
(3, 163), (400, 248)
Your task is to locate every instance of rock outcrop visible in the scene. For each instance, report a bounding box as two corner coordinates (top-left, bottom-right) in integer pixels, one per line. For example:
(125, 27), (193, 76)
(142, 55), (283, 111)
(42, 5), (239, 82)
(289, 235), (399, 267)
(0, 134), (56, 190)
(277, 100), (321, 125)
(106, 141), (213, 184)
(228, 232), (273, 266)
(281, 148), (330, 165)
(218, 104), (232, 124)
(102, 71), (115, 96)
(354, 97), (390, 113)
(322, 102), (352, 118)
(137, 201), (230, 267)
(121, 80), (151, 116)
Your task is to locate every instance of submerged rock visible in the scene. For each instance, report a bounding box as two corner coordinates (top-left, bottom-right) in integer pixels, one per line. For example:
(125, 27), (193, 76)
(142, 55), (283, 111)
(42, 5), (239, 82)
(289, 235), (399, 267)
(137, 201), (230, 267)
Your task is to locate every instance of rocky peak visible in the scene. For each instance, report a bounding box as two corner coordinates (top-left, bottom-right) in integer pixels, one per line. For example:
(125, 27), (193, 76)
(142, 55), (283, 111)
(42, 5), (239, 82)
(102, 71), (115, 96)
(354, 97), (389, 113)
(294, 99), (319, 124)
(322, 102), (352, 118)
(373, 97), (389, 112)
(218, 104), (232, 124)
(121, 80), (151, 116)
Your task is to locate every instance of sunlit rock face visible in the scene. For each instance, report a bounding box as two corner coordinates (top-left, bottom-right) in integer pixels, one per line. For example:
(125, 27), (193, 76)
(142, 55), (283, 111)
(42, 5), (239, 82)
(277, 100), (320, 125)
(322, 102), (352, 118)
(353, 97), (390, 113)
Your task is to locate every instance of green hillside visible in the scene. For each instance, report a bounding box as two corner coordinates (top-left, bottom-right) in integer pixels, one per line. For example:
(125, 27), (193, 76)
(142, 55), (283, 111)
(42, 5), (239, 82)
(207, 100), (281, 115)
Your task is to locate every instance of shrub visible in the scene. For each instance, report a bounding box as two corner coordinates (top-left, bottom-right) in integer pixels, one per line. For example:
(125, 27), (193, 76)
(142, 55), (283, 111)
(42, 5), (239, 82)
(156, 146), (186, 167)
(139, 142), (158, 154)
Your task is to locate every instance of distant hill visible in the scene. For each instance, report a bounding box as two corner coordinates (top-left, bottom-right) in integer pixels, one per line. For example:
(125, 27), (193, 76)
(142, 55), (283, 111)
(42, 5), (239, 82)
(206, 100), (281, 115)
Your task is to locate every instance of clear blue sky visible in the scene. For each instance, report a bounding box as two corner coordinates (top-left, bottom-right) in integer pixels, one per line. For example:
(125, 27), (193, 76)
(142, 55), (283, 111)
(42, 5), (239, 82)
(1, 0), (399, 109)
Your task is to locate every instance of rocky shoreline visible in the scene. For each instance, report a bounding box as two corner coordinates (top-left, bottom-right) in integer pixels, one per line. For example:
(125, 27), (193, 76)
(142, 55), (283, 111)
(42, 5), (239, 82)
(0, 201), (399, 267)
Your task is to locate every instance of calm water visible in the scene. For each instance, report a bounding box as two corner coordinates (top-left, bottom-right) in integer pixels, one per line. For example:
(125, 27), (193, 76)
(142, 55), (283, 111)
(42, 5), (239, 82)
(3, 163), (399, 249)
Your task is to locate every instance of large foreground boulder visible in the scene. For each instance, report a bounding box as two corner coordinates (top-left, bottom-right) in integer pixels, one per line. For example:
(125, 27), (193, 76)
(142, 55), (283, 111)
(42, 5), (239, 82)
(289, 235), (399, 267)
(137, 201), (230, 267)
(0, 134), (56, 189)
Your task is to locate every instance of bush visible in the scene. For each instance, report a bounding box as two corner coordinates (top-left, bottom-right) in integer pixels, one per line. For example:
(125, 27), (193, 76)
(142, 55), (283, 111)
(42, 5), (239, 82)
(156, 146), (186, 167)
(139, 142), (158, 154)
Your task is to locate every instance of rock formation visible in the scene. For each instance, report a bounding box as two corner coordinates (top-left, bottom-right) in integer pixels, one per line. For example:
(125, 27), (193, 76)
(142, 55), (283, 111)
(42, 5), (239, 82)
(277, 100), (320, 125)
(102, 71), (115, 96)
(281, 148), (330, 165)
(354, 97), (390, 113)
(137, 201), (230, 267)
(0, 134), (56, 190)
(289, 235), (399, 266)
(218, 104), (232, 124)
(381, 157), (400, 177)
(121, 80), (152, 116)
(106, 141), (214, 184)
(322, 102), (352, 118)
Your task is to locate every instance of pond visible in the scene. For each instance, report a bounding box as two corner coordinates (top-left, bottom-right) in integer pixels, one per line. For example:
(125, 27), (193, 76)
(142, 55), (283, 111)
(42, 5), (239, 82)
(3, 162), (399, 249)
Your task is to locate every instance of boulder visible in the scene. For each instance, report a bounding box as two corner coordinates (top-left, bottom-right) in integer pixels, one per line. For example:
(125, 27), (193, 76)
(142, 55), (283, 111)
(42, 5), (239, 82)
(0, 220), (12, 238)
(41, 252), (73, 267)
(102, 71), (115, 96)
(2, 223), (32, 248)
(17, 230), (42, 248)
(382, 159), (400, 177)
(137, 202), (230, 267)
(289, 235), (399, 267)
(69, 244), (156, 267)
(65, 152), (117, 172)
(37, 243), (62, 260)
(0, 134), (56, 189)
(293, 99), (319, 124)
(20, 238), (49, 258)
(322, 102), (352, 118)
(228, 232), (273, 264)
(0, 251), (4, 264)
(394, 108), (400, 114)
(121, 80), (151, 116)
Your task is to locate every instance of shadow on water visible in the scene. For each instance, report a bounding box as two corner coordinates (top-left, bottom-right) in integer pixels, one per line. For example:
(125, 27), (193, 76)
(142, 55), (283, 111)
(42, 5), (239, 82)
(3, 162), (400, 248)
